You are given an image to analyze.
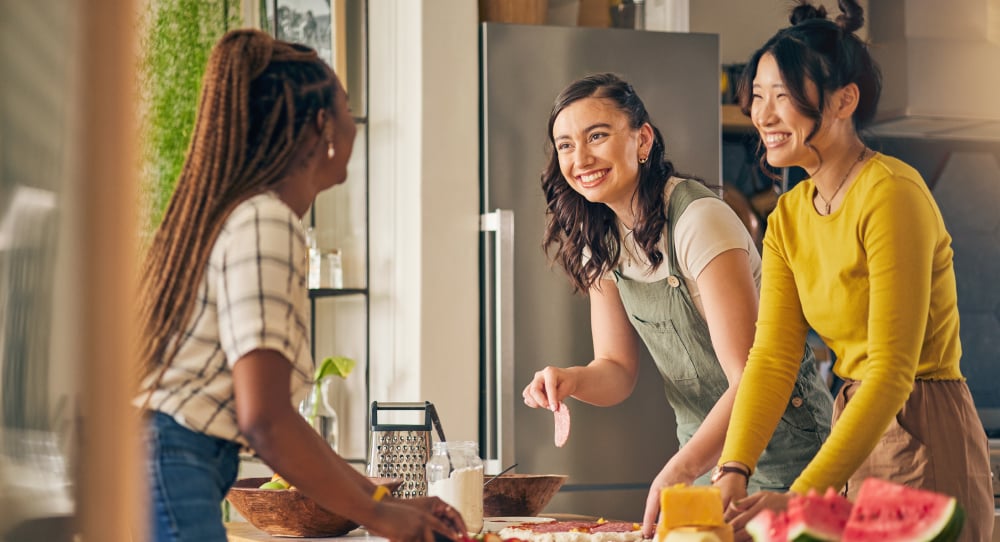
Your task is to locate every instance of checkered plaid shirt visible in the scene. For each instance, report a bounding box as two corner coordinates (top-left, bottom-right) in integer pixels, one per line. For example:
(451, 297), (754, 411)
(140, 192), (313, 445)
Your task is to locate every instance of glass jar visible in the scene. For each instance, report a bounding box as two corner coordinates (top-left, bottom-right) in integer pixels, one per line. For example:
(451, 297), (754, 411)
(298, 377), (338, 452)
(306, 227), (321, 289)
(324, 249), (343, 289)
(426, 441), (484, 533)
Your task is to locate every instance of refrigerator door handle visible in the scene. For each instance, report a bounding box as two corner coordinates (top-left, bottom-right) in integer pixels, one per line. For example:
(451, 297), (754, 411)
(480, 209), (514, 474)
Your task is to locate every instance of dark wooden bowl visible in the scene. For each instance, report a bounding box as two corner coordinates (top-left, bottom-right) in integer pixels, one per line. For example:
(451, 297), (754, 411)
(226, 476), (403, 537)
(482, 474), (568, 517)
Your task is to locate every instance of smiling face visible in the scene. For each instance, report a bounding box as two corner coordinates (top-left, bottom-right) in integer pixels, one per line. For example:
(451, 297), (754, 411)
(552, 97), (650, 216)
(750, 53), (831, 171)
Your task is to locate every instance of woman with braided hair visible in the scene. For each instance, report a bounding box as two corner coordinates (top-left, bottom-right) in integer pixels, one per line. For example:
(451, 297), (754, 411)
(136, 29), (466, 542)
(714, 2), (994, 540)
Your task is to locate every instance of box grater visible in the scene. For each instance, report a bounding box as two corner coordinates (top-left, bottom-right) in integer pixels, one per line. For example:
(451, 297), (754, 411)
(366, 401), (447, 498)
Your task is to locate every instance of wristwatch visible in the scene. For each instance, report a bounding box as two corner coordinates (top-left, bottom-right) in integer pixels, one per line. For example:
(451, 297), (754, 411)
(711, 464), (750, 485)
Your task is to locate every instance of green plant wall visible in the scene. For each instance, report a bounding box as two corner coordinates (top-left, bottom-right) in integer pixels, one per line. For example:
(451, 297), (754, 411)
(139, 0), (241, 237)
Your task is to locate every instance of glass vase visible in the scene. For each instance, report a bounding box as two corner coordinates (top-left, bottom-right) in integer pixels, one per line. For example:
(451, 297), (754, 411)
(298, 377), (339, 453)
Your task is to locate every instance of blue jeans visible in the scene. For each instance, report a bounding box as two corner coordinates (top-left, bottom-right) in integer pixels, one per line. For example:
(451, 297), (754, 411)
(146, 411), (241, 542)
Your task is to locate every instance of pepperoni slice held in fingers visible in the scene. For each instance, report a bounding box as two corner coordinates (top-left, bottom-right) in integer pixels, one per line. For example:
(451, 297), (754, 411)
(553, 401), (570, 447)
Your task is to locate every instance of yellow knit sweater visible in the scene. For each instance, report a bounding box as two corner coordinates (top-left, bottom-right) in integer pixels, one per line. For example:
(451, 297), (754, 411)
(721, 153), (962, 494)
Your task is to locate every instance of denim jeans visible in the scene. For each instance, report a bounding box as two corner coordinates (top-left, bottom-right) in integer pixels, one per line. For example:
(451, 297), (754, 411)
(146, 411), (241, 542)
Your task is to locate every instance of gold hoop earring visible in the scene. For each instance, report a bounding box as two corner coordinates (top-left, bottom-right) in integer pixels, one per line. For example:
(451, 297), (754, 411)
(327, 141), (335, 159)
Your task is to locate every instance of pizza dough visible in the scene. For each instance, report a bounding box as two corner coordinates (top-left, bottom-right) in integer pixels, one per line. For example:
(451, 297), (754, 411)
(499, 519), (646, 542)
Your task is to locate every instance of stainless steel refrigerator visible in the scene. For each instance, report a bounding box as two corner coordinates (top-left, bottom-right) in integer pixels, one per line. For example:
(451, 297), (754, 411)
(479, 23), (721, 520)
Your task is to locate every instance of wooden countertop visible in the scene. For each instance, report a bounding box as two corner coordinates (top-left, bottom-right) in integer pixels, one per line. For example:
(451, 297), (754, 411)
(226, 522), (386, 541)
(226, 515), (601, 541)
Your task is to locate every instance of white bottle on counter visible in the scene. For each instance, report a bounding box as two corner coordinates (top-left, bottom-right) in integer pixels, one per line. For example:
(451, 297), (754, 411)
(426, 441), (484, 533)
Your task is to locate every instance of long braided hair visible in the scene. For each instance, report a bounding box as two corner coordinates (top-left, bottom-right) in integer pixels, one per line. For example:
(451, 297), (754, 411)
(541, 73), (688, 293)
(137, 29), (338, 387)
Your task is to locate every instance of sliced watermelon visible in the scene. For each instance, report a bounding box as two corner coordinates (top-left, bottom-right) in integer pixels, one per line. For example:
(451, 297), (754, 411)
(786, 488), (854, 541)
(746, 509), (789, 542)
(841, 478), (965, 542)
(746, 488), (853, 542)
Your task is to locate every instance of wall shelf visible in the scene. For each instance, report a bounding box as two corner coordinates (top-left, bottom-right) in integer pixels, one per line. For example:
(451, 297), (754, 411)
(309, 288), (368, 299)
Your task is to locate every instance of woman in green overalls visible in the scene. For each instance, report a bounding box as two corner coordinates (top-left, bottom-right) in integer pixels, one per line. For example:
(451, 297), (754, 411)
(520, 73), (832, 537)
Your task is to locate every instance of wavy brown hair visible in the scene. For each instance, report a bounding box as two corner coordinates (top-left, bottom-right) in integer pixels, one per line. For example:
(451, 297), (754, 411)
(737, 0), (881, 173)
(137, 29), (338, 388)
(541, 73), (696, 293)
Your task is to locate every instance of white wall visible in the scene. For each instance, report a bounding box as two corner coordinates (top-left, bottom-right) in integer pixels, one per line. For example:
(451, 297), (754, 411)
(690, 0), (869, 65)
(368, 1), (481, 442)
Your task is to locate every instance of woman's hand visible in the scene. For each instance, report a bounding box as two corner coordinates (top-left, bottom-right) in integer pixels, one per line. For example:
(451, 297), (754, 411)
(715, 472), (749, 512)
(366, 496), (467, 542)
(408, 496), (468, 537)
(523, 366), (578, 410)
(725, 491), (792, 542)
(521, 282), (641, 410)
(640, 462), (699, 538)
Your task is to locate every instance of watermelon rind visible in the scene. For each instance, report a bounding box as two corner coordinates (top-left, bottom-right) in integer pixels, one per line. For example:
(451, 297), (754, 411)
(746, 509), (786, 542)
(744, 510), (769, 542)
(927, 503), (964, 542)
(789, 534), (837, 542)
(789, 531), (838, 542)
(842, 479), (965, 542)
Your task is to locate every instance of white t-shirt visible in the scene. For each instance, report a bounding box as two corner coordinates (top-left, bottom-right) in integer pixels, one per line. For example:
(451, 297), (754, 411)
(139, 192), (313, 445)
(611, 185), (762, 319)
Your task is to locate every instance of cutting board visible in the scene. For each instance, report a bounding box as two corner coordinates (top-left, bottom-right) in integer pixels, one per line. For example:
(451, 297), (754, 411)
(225, 522), (387, 542)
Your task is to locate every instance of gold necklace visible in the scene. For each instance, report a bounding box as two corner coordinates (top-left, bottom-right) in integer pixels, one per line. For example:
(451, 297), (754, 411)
(817, 147), (868, 215)
(620, 226), (638, 267)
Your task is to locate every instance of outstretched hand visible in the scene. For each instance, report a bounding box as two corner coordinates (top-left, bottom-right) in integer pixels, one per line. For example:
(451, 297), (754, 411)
(522, 366), (578, 411)
(640, 463), (699, 538)
(366, 496), (467, 542)
(409, 496), (468, 537)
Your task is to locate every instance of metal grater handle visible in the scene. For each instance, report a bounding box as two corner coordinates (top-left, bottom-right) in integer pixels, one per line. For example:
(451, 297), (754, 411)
(426, 403), (447, 443)
(370, 401), (433, 431)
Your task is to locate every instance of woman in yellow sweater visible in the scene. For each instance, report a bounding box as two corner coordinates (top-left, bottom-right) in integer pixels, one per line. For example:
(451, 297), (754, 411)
(713, 1), (994, 541)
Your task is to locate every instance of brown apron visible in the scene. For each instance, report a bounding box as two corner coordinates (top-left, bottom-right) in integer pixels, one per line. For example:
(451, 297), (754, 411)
(833, 379), (994, 542)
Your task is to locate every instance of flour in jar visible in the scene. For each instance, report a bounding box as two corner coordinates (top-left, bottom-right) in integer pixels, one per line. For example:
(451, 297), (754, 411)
(427, 466), (484, 533)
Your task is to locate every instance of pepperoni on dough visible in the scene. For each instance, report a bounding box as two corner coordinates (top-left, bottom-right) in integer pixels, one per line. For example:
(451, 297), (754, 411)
(527, 520), (598, 533)
(590, 521), (641, 533)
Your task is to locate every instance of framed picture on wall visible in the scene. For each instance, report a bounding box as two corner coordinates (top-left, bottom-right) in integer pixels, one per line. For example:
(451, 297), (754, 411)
(262, 0), (334, 67)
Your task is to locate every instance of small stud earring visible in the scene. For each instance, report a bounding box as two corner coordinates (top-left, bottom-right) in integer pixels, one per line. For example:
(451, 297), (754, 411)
(327, 141), (335, 159)
(638, 155), (647, 164)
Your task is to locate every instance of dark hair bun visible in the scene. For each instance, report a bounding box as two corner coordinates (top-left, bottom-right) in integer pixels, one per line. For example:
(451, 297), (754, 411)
(789, 1), (827, 25)
(789, 0), (865, 33)
(835, 0), (865, 33)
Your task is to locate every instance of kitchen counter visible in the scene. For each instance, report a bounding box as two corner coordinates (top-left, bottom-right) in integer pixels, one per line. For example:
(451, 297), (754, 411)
(226, 522), (387, 542)
(226, 514), (601, 541)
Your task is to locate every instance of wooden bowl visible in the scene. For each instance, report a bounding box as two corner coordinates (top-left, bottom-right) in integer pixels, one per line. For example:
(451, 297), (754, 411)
(226, 476), (403, 537)
(482, 474), (567, 517)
